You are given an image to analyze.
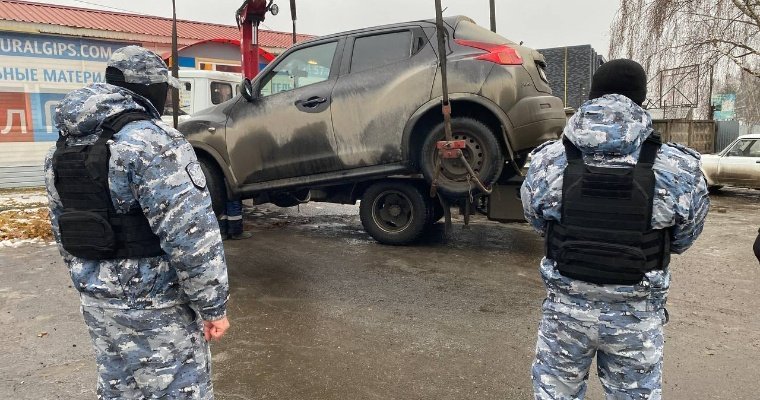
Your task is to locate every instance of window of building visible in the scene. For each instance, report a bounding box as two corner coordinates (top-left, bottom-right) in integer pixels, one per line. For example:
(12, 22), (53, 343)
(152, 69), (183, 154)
(350, 31), (413, 73)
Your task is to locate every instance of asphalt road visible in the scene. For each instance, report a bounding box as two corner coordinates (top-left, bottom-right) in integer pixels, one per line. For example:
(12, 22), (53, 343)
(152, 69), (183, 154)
(1, 187), (758, 399)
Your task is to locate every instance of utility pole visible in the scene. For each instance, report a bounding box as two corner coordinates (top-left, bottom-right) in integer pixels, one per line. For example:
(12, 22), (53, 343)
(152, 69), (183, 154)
(171, 0), (179, 129)
(290, 0), (297, 45)
(489, 0), (496, 32)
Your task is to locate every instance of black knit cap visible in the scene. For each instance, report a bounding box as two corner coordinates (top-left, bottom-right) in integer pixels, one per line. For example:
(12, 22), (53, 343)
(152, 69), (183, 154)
(589, 59), (647, 106)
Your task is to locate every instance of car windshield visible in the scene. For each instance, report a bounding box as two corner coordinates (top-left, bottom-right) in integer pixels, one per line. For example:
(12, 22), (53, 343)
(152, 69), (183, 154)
(725, 139), (760, 157)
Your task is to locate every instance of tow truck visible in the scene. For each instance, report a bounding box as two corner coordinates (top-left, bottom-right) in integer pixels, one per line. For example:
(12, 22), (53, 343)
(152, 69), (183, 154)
(184, 1), (546, 244)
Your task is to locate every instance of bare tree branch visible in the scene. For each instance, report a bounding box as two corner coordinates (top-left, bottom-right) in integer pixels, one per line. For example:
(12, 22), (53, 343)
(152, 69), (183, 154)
(610, 0), (760, 119)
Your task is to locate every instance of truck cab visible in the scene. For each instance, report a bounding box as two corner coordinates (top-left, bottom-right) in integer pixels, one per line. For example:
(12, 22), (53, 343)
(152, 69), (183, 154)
(162, 70), (240, 124)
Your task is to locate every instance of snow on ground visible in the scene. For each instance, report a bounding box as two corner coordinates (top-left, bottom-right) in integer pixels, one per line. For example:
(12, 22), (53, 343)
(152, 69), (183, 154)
(0, 188), (52, 243)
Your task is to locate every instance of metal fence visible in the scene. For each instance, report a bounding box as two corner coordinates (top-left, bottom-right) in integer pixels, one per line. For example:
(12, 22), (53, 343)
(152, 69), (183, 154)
(715, 121), (760, 153)
(0, 165), (45, 189)
(716, 121), (740, 153)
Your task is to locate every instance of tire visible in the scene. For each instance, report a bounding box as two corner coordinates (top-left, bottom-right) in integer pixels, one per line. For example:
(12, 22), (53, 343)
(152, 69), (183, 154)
(420, 117), (504, 198)
(430, 198), (445, 224)
(359, 181), (432, 245)
(198, 157), (226, 216)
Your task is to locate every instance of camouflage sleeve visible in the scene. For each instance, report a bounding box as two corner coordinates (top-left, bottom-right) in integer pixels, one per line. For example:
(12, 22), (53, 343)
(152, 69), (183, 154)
(520, 141), (564, 235)
(133, 135), (229, 321)
(670, 168), (710, 254)
(520, 159), (547, 234)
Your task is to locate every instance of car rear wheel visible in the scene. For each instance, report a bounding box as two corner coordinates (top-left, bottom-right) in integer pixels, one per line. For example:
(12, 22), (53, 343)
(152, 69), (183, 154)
(359, 181), (432, 245)
(420, 117), (504, 198)
(199, 157), (226, 217)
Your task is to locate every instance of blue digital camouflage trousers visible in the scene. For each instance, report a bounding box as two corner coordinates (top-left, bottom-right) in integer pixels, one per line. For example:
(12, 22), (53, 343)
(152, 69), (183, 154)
(81, 304), (214, 399)
(532, 295), (667, 400)
(218, 200), (243, 237)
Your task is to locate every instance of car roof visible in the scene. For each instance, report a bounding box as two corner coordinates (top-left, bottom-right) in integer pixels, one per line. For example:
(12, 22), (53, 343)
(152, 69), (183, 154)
(176, 69), (240, 82)
(297, 15), (473, 44)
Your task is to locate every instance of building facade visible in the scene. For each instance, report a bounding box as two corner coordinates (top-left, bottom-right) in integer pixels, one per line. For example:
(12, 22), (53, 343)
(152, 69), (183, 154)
(538, 45), (605, 110)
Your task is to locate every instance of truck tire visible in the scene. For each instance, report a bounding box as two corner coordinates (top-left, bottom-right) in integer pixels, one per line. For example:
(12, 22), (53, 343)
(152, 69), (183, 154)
(198, 157), (226, 217)
(360, 181), (432, 245)
(420, 117), (504, 199)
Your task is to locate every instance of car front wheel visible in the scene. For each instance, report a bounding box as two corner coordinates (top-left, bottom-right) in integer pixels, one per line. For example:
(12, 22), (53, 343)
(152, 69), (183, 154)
(359, 181), (432, 245)
(198, 157), (226, 217)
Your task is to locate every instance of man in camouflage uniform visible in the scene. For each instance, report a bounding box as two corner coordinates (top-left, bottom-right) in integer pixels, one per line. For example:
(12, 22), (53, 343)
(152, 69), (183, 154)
(521, 59), (710, 399)
(46, 46), (230, 399)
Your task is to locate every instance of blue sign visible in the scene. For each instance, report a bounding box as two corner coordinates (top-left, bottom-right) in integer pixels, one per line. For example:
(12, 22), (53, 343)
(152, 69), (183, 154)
(0, 31), (126, 62)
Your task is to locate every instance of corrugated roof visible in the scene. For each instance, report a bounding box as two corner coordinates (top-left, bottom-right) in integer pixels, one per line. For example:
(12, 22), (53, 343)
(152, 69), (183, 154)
(0, 0), (313, 48)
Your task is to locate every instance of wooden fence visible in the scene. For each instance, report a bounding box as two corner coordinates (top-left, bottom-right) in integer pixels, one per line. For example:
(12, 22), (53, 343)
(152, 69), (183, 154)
(653, 120), (716, 154)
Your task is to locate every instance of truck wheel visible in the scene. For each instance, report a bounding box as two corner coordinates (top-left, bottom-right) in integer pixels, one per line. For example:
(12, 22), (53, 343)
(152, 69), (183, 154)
(360, 181), (432, 245)
(420, 117), (504, 198)
(430, 198), (445, 224)
(199, 157), (226, 217)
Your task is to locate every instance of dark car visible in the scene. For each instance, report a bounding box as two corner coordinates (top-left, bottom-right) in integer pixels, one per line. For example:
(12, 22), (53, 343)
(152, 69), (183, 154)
(180, 16), (565, 244)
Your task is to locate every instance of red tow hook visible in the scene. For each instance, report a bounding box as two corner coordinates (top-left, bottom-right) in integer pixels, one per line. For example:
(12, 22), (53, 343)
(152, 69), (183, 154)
(436, 139), (467, 159)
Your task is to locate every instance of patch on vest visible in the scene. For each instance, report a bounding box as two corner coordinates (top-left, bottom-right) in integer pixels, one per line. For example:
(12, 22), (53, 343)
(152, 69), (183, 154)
(186, 162), (206, 189)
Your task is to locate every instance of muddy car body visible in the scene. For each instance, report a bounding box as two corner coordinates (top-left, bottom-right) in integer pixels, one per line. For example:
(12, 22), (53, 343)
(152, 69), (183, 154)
(180, 16), (565, 244)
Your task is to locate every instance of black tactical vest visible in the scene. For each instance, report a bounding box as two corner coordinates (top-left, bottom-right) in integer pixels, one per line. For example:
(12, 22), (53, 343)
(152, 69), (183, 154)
(52, 111), (165, 260)
(545, 134), (670, 285)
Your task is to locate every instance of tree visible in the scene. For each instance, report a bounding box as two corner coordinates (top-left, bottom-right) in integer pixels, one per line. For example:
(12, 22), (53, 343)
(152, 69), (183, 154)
(610, 0), (760, 119)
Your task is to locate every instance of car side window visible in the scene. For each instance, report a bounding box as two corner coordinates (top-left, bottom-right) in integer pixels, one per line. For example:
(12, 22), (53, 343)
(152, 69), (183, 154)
(747, 140), (760, 157)
(259, 41), (338, 97)
(726, 140), (756, 157)
(350, 31), (413, 73)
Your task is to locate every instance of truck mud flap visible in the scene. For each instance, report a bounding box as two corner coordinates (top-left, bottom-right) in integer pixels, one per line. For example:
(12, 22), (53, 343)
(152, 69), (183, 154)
(487, 180), (525, 223)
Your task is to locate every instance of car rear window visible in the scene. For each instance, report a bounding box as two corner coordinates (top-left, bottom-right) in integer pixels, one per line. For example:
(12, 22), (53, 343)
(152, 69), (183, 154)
(453, 20), (514, 45)
(351, 31), (413, 73)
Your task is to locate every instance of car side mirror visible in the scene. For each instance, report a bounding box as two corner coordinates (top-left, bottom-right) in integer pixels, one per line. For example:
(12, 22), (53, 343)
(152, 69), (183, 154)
(240, 78), (257, 102)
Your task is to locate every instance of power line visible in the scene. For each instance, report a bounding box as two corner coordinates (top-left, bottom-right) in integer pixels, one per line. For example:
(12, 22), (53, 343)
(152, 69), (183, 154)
(70, 0), (150, 16)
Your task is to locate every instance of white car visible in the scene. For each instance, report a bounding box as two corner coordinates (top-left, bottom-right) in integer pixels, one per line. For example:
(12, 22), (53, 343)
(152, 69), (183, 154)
(701, 133), (760, 191)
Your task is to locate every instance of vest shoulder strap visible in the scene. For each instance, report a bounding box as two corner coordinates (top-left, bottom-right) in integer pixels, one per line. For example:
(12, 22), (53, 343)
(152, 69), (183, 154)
(562, 137), (583, 163)
(96, 111), (152, 144)
(637, 132), (662, 166)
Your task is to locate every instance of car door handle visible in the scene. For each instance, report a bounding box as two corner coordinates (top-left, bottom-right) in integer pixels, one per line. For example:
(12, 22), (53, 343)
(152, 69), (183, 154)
(298, 96), (327, 108)
(207, 127), (216, 133)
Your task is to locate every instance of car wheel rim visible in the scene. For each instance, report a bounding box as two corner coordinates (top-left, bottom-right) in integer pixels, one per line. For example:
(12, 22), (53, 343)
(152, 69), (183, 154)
(371, 190), (414, 233)
(438, 132), (486, 181)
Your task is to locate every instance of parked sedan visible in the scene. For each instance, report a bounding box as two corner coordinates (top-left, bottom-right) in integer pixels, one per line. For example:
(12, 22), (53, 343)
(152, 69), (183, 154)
(702, 133), (760, 191)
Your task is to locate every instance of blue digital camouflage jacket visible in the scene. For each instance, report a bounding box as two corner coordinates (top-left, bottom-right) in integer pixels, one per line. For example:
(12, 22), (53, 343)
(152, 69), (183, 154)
(521, 94), (710, 303)
(45, 83), (229, 321)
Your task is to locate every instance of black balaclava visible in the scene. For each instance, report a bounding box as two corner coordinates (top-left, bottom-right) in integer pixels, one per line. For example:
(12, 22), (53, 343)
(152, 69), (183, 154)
(588, 59), (648, 106)
(106, 67), (169, 115)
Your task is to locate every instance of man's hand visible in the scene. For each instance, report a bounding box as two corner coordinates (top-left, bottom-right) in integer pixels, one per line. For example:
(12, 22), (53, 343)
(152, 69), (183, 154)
(203, 317), (230, 341)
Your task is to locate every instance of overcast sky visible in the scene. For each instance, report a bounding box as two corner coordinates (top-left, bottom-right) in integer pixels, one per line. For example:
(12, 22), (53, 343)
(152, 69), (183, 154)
(33, 0), (621, 57)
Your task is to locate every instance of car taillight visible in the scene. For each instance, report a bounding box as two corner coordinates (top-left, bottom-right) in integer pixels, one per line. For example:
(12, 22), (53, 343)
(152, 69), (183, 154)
(454, 39), (523, 65)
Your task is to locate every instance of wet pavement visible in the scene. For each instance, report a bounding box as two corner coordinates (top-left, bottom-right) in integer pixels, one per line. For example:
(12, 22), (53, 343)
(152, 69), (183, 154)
(1, 188), (759, 399)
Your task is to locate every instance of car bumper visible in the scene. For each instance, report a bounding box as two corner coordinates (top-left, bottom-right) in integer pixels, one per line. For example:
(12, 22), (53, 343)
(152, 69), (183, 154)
(507, 95), (566, 151)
